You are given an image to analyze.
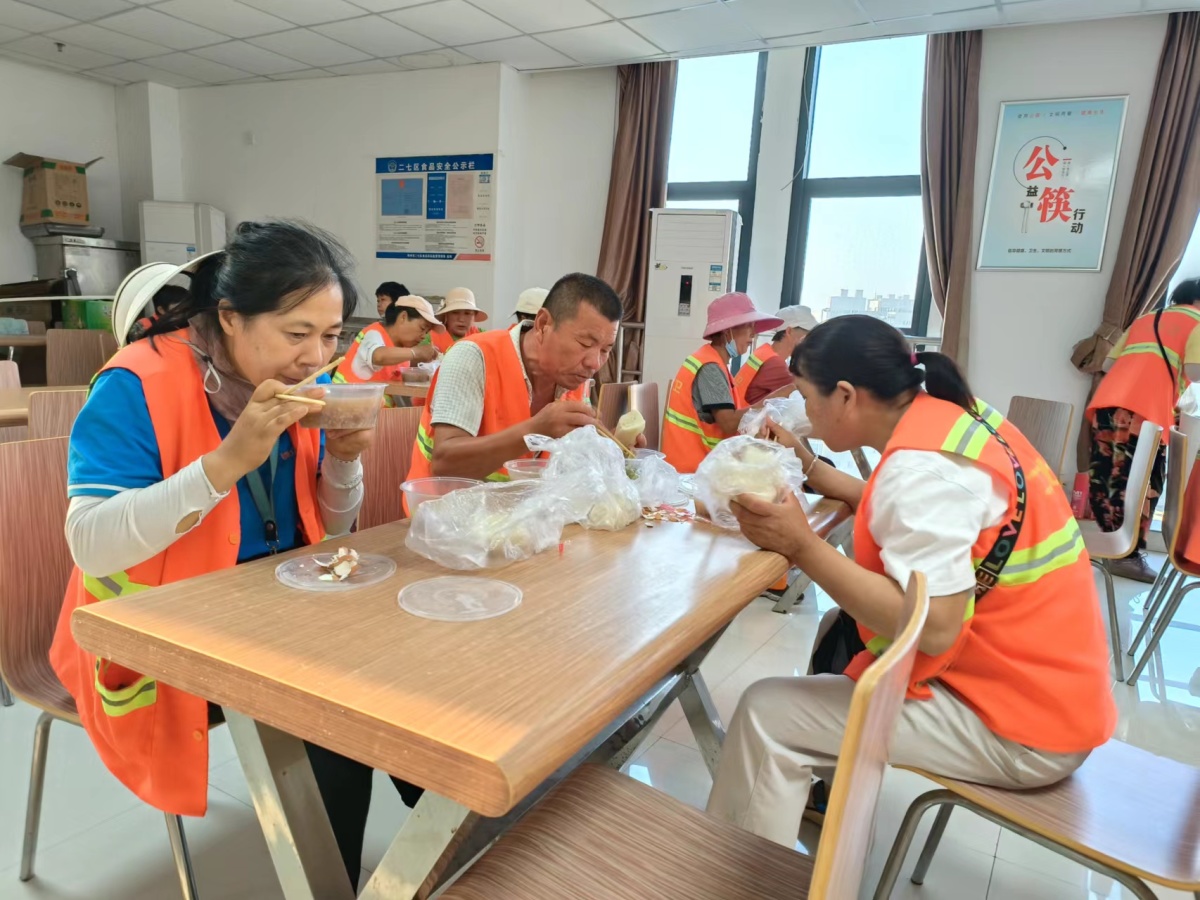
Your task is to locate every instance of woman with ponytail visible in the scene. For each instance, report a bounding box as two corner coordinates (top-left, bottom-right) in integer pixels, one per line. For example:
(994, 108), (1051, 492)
(706, 314), (1115, 847)
(50, 220), (418, 893)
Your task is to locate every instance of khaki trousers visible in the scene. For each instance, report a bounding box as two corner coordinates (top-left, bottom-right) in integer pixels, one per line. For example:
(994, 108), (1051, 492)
(706, 662), (1089, 847)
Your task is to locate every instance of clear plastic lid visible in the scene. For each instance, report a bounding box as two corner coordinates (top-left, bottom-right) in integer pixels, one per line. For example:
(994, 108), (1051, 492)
(275, 553), (397, 592)
(398, 576), (522, 622)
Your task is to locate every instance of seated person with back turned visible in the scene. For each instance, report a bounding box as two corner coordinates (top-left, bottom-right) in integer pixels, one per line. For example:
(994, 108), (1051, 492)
(405, 273), (622, 485)
(734, 304), (818, 406)
(512, 286), (549, 327)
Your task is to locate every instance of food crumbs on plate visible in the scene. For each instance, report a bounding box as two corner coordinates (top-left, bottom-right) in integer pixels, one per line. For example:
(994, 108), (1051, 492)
(641, 505), (695, 524)
(316, 547), (361, 582)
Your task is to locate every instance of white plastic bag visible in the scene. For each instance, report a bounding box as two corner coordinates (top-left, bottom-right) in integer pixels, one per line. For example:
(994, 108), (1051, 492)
(738, 391), (811, 439)
(1179, 382), (1200, 416)
(405, 480), (568, 570)
(625, 455), (682, 507)
(527, 426), (642, 531)
(693, 435), (807, 529)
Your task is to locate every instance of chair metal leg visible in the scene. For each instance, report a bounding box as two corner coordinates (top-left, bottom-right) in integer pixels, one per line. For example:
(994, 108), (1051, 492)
(910, 803), (954, 885)
(872, 789), (955, 900)
(1127, 581), (1200, 686)
(1128, 568), (1181, 657)
(163, 812), (200, 900)
(20, 711), (54, 881)
(1093, 559), (1124, 681)
(0, 676), (12, 707)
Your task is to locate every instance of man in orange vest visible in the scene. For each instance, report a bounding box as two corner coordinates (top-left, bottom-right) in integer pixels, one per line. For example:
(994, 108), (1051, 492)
(734, 305), (818, 406)
(662, 292), (784, 474)
(1086, 277), (1200, 581)
(407, 273), (621, 483)
(428, 286), (486, 354)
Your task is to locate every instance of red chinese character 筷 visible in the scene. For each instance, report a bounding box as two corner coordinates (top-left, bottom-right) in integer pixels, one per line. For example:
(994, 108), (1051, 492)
(1037, 186), (1074, 223)
(1023, 144), (1060, 180)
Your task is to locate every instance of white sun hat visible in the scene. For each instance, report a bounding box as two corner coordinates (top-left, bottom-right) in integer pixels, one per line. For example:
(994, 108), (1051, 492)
(513, 287), (549, 317)
(111, 250), (222, 348)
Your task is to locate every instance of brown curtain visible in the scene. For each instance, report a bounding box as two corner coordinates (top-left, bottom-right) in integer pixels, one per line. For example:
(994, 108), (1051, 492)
(1070, 12), (1200, 373)
(1069, 12), (1200, 469)
(920, 30), (982, 363)
(596, 61), (677, 386)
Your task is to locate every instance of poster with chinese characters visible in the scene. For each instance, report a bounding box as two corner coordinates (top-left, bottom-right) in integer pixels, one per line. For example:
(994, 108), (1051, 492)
(977, 97), (1127, 271)
(375, 153), (495, 261)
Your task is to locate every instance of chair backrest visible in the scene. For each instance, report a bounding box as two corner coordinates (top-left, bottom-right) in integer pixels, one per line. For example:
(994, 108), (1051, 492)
(808, 572), (930, 899)
(0, 438), (73, 700)
(28, 389), (89, 440)
(596, 381), (635, 432)
(46, 329), (117, 386)
(629, 382), (660, 451)
(0, 359), (19, 389)
(1163, 429), (1190, 554)
(358, 405), (421, 530)
(1006, 396), (1075, 474)
(850, 448), (873, 479)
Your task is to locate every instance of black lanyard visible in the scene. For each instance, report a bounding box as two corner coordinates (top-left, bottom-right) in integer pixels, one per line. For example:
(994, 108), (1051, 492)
(244, 442), (281, 554)
(970, 411), (1026, 600)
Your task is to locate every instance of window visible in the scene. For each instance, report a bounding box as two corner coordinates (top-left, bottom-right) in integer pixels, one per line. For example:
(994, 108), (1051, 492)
(782, 37), (934, 336)
(667, 52), (766, 291)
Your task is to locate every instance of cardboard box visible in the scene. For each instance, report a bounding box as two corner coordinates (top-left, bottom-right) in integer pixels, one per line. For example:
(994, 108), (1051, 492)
(62, 299), (113, 331)
(4, 152), (102, 227)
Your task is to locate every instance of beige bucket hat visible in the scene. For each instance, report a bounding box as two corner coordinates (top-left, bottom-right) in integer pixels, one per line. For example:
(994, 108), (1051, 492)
(437, 287), (488, 322)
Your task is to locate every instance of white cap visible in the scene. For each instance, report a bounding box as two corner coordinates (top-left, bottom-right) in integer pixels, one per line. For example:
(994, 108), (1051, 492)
(111, 250), (223, 348)
(514, 287), (549, 317)
(776, 305), (819, 332)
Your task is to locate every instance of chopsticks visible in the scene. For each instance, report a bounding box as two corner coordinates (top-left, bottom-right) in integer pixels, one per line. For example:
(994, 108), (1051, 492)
(595, 421), (636, 459)
(282, 356), (345, 395)
(274, 392), (326, 407)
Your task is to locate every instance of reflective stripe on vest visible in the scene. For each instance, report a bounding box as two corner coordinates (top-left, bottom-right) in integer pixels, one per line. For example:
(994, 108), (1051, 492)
(664, 407), (721, 448)
(95, 660), (157, 717)
(1117, 341), (1185, 392)
(972, 518), (1085, 587)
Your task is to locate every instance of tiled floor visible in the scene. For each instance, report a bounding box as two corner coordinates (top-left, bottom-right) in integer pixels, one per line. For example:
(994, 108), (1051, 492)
(2, 557), (1197, 899)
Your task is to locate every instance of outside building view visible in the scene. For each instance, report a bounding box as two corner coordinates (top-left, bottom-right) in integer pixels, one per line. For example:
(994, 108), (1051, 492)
(823, 289), (915, 329)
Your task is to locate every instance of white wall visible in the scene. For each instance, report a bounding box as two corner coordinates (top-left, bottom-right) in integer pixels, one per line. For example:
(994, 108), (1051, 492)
(179, 63), (616, 322)
(967, 15), (1168, 422)
(116, 82), (183, 241)
(0, 58), (124, 283)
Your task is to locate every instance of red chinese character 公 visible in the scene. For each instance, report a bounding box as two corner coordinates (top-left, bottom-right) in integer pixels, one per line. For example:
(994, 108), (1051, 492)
(1037, 186), (1074, 223)
(1023, 144), (1060, 180)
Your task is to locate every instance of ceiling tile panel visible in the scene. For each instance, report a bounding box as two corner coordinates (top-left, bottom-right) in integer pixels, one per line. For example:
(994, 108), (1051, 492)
(192, 39), (307, 74)
(90, 59), (203, 86)
(461, 35), (575, 69)
(538, 21), (661, 63)
(860, 0), (989, 18)
(468, 0), (610, 33)
(143, 50), (251, 82)
(155, 0), (295, 39)
(249, 28), (371, 66)
(239, 0), (371, 26)
(98, 8), (227, 50)
(269, 66), (336, 79)
(589, 0), (699, 16)
(724, 0), (868, 39)
(326, 58), (403, 74)
(17, 0), (133, 20)
(313, 15), (439, 57)
(0, 0), (74, 33)
(47, 22), (171, 59)
(624, 3), (756, 52)
(1001, 0), (1143, 23)
(385, 0), (519, 46)
(391, 47), (477, 67)
(4, 34), (121, 67)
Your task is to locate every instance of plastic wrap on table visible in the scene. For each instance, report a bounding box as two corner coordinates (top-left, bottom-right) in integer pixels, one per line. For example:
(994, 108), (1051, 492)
(739, 390), (811, 438)
(693, 435), (808, 529)
(526, 426), (642, 530)
(405, 480), (568, 570)
(625, 454), (682, 507)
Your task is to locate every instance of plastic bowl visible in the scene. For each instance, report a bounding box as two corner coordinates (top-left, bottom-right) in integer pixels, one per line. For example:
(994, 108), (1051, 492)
(634, 448), (665, 460)
(401, 368), (432, 384)
(504, 458), (549, 481)
(401, 476), (483, 512)
(299, 383), (386, 430)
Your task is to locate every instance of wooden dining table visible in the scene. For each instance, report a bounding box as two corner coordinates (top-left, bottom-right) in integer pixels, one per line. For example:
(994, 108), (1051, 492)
(385, 382), (430, 401)
(73, 498), (851, 900)
(0, 385), (90, 428)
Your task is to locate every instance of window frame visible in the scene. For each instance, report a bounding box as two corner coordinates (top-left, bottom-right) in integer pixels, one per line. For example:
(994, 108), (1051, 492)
(780, 45), (934, 336)
(666, 51), (768, 293)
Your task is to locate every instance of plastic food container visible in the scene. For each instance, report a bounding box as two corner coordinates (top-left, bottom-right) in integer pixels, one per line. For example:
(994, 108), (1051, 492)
(299, 383), (386, 430)
(401, 367), (432, 384)
(504, 458), (549, 481)
(401, 476), (482, 512)
(634, 448), (666, 460)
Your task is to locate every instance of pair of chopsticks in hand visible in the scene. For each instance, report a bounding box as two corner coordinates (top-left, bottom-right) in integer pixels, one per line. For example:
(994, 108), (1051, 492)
(273, 356), (344, 407)
(594, 421), (636, 459)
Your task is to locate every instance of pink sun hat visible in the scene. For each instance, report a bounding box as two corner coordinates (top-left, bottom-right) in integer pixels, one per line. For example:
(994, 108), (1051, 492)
(702, 292), (784, 339)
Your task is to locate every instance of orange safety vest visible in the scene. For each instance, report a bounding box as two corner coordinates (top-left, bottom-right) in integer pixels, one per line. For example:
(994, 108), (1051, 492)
(49, 335), (325, 816)
(333, 322), (403, 407)
(1088, 306), (1200, 428)
(406, 328), (588, 488)
(430, 325), (481, 355)
(662, 344), (735, 475)
(733, 342), (778, 408)
(846, 392), (1116, 754)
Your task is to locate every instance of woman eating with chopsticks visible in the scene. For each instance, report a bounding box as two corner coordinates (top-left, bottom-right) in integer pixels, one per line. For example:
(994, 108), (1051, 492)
(50, 219), (421, 894)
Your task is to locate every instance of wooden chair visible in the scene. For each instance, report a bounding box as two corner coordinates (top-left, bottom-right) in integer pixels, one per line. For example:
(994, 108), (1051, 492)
(46, 329), (117, 386)
(1006, 395), (1075, 474)
(440, 574), (930, 900)
(596, 381), (636, 432)
(0, 438), (200, 898)
(358, 406), (421, 529)
(872, 741), (1200, 900)
(0, 359), (26, 445)
(629, 382), (660, 452)
(1077, 419), (1162, 681)
(1124, 426), (1200, 686)
(28, 389), (88, 440)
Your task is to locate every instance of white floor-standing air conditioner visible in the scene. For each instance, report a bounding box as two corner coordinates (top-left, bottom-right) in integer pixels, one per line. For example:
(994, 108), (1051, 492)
(641, 208), (741, 411)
